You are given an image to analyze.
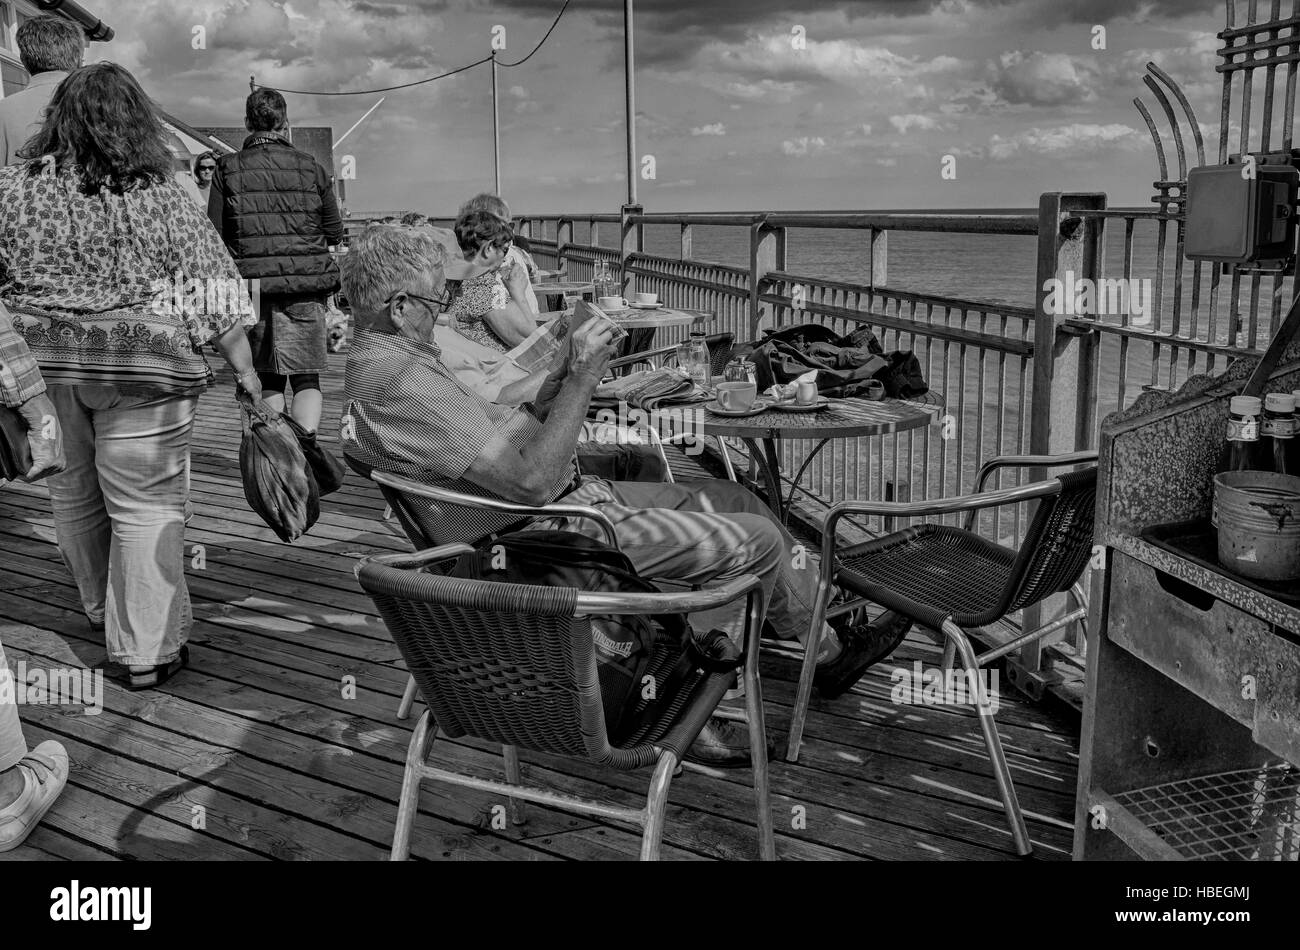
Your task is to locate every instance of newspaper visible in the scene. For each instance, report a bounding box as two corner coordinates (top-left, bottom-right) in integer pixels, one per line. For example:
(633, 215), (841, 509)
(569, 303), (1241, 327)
(501, 315), (568, 375)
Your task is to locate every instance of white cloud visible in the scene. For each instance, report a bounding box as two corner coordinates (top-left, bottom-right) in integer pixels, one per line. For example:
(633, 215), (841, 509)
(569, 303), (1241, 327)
(988, 123), (1143, 159)
(992, 51), (1096, 106)
(890, 114), (944, 134)
(782, 136), (828, 157)
(691, 123), (727, 136)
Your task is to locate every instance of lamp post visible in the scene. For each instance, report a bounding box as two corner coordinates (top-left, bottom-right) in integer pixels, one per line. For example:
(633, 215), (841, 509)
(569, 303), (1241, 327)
(623, 0), (636, 207)
(620, 0), (641, 295)
(491, 50), (502, 194)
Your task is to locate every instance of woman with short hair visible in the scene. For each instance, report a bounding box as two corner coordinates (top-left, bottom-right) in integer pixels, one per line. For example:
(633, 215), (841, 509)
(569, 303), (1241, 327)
(446, 210), (535, 352)
(0, 62), (261, 689)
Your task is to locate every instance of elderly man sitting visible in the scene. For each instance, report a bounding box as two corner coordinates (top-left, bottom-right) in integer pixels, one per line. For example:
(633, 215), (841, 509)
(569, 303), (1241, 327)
(338, 225), (908, 764)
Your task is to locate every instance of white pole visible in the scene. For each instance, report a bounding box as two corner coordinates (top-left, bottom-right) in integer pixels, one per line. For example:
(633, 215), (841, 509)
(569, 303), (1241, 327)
(334, 97), (386, 151)
(624, 0), (636, 205)
(491, 51), (502, 194)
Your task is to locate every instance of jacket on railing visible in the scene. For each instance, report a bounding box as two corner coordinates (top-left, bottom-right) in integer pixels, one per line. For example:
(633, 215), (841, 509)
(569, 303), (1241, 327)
(207, 132), (343, 297)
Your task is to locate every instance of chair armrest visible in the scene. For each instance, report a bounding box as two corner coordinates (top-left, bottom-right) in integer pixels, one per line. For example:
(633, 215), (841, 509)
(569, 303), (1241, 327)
(356, 543), (474, 575)
(966, 451), (1098, 529)
(608, 343), (679, 370)
(371, 470), (622, 551)
(573, 573), (763, 616)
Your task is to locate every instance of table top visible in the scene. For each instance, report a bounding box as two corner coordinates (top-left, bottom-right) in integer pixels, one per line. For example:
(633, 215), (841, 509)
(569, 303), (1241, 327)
(531, 280), (594, 295)
(535, 306), (710, 329)
(696, 391), (943, 440)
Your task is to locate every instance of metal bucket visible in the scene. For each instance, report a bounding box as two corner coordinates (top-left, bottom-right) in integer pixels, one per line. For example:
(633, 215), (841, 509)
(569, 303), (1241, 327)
(1213, 470), (1300, 582)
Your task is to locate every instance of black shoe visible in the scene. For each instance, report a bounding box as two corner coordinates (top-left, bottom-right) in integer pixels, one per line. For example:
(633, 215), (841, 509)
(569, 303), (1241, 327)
(685, 718), (769, 769)
(814, 611), (913, 699)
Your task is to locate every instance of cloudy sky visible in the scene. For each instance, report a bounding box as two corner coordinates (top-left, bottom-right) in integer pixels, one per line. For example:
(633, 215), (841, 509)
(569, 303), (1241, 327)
(86, 0), (1234, 214)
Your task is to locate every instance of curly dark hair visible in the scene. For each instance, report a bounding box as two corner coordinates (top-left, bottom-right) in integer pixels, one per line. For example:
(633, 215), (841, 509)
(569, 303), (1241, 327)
(453, 210), (513, 258)
(18, 63), (174, 196)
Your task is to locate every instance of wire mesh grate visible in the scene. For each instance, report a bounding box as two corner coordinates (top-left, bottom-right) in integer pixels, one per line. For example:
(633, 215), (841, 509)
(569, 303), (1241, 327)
(1114, 764), (1300, 861)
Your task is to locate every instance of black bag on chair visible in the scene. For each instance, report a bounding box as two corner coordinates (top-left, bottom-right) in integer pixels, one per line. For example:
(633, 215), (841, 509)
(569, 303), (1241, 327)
(450, 530), (740, 742)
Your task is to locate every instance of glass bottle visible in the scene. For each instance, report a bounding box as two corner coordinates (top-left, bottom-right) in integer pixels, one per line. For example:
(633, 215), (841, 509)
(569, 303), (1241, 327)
(1261, 392), (1295, 475)
(1291, 390), (1300, 477)
(687, 331), (711, 387)
(1220, 395), (1263, 473)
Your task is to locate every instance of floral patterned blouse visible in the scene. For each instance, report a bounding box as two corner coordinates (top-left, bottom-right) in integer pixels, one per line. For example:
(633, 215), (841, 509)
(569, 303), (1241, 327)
(446, 269), (511, 353)
(0, 163), (254, 396)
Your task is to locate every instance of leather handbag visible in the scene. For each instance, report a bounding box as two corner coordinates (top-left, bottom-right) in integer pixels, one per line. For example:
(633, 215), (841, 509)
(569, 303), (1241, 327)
(0, 405), (33, 480)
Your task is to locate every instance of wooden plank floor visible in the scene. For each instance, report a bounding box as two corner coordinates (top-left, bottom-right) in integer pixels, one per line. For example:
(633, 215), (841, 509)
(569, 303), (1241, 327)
(0, 356), (1080, 861)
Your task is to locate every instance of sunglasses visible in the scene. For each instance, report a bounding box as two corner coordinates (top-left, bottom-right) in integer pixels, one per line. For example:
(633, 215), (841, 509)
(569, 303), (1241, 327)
(385, 288), (451, 311)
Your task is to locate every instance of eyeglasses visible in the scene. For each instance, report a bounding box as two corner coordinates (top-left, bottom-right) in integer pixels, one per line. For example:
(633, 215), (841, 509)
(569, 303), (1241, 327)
(198, 165), (216, 172)
(384, 288), (451, 311)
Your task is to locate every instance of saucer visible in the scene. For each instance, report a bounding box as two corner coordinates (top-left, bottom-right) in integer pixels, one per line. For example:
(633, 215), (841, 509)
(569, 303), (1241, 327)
(627, 301), (664, 310)
(705, 398), (771, 417)
(770, 396), (830, 412)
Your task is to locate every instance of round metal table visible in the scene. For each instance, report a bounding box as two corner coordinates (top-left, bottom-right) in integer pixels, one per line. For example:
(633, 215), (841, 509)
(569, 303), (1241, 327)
(695, 392), (944, 520)
(531, 280), (594, 312)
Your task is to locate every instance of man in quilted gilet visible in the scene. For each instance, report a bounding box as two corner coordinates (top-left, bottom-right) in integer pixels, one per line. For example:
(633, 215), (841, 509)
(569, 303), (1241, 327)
(208, 88), (344, 439)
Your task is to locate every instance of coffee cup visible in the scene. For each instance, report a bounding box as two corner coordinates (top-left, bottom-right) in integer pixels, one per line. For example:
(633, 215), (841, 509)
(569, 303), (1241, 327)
(795, 379), (818, 406)
(716, 380), (757, 411)
(633, 292), (658, 306)
(598, 296), (628, 311)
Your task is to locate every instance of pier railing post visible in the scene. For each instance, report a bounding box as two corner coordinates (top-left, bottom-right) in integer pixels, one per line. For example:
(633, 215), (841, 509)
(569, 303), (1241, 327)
(749, 217), (785, 337)
(1018, 191), (1106, 699)
(868, 227), (887, 290)
(620, 203), (643, 295)
(556, 217), (573, 274)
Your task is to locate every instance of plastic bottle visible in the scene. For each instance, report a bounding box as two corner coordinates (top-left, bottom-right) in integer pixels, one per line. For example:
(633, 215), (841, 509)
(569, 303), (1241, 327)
(1261, 393), (1295, 475)
(1220, 395), (1263, 473)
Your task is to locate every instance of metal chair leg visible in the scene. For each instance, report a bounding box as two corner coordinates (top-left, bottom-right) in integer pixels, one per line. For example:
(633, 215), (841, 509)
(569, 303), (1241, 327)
(391, 709), (434, 860)
(503, 745), (526, 825)
(785, 571), (834, 763)
(396, 674), (418, 720)
(940, 639), (957, 671)
(744, 660), (776, 860)
(942, 620), (1032, 857)
(640, 753), (677, 861)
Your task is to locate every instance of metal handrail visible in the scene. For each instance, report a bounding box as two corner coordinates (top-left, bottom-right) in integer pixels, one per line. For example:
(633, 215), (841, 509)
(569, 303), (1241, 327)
(360, 543), (764, 617)
(370, 470), (622, 552)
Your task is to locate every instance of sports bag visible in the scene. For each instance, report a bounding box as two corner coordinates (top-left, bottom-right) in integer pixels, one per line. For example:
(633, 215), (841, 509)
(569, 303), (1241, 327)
(450, 530), (740, 742)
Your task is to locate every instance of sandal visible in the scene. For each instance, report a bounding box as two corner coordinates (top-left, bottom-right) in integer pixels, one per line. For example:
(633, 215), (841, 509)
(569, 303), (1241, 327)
(119, 646), (190, 691)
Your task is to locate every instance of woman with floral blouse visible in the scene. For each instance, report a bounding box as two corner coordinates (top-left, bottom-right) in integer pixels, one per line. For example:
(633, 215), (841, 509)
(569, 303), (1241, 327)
(445, 210), (536, 353)
(0, 63), (261, 689)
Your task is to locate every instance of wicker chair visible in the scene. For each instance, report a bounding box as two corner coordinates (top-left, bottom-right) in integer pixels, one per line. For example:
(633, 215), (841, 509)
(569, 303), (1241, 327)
(785, 451), (1098, 857)
(343, 459), (630, 720)
(356, 543), (775, 861)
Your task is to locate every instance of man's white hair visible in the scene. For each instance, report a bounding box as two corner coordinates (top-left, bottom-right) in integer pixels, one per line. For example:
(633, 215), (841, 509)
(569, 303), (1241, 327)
(341, 225), (446, 313)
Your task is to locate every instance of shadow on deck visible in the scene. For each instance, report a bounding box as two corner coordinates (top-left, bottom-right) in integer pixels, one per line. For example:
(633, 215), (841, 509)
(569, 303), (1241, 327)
(0, 358), (1080, 861)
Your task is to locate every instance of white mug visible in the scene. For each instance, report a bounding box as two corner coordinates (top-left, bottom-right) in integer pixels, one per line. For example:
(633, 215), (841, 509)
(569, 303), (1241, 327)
(633, 292), (658, 306)
(598, 296), (628, 311)
(795, 379), (818, 405)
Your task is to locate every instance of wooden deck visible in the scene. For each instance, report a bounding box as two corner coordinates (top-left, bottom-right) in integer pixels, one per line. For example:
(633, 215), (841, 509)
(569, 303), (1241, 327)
(0, 358), (1080, 861)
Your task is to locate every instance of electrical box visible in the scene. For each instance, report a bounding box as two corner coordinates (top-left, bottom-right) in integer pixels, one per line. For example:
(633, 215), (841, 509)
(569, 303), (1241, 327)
(1184, 157), (1299, 265)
